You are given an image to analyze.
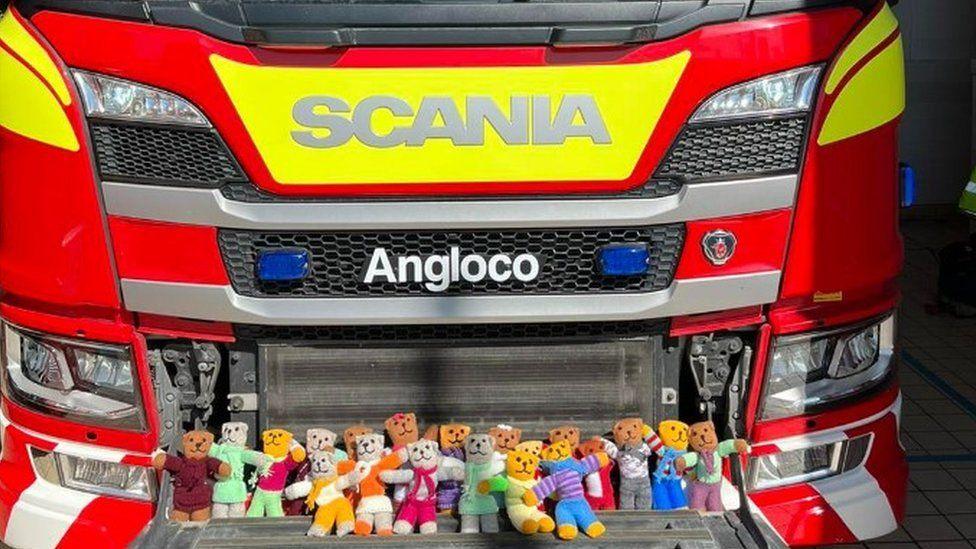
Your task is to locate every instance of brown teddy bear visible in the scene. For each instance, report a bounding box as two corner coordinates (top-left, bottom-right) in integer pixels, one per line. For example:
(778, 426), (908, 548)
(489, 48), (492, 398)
(343, 425), (373, 461)
(578, 437), (615, 510)
(153, 430), (231, 522)
(385, 413), (437, 511)
(602, 417), (653, 510)
(674, 421), (749, 512)
(488, 425), (522, 455)
(548, 424), (581, 452)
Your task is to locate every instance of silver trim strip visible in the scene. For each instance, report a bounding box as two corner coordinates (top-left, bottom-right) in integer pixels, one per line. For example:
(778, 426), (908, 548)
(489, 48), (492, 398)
(102, 175), (796, 230)
(120, 271), (781, 325)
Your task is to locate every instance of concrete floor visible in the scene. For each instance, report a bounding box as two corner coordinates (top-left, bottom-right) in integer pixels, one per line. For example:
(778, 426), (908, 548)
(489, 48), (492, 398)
(829, 217), (976, 548)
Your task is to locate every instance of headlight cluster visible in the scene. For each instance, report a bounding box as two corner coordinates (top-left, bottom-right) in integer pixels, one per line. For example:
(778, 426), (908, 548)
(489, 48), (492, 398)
(73, 71), (209, 127)
(691, 66), (822, 122)
(761, 315), (895, 420)
(0, 323), (145, 430)
(31, 448), (155, 501)
(748, 434), (872, 491)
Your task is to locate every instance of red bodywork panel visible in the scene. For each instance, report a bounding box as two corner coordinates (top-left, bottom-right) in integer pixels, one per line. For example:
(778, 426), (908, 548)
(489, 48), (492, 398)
(32, 8), (858, 197)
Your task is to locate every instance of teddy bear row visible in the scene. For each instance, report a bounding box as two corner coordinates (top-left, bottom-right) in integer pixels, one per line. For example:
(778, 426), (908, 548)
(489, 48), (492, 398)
(152, 413), (749, 540)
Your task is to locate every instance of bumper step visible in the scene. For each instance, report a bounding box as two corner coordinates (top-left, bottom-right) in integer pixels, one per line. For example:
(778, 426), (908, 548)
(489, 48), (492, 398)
(138, 511), (775, 548)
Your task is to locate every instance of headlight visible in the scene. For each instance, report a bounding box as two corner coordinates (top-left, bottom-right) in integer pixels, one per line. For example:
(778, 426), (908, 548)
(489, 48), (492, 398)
(748, 434), (872, 491)
(73, 71), (209, 127)
(761, 315), (895, 420)
(691, 66), (822, 123)
(1, 323), (146, 430)
(31, 448), (155, 501)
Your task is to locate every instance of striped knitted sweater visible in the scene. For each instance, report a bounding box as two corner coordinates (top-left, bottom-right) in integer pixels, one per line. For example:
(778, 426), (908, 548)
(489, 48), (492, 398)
(533, 454), (602, 501)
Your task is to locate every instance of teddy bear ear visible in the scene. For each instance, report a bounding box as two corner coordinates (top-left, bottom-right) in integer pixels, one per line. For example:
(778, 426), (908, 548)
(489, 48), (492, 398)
(512, 428), (522, 438)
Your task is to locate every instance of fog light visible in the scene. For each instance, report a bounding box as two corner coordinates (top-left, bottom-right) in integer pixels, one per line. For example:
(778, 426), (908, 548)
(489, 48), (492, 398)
(747, 434), (871, 491)
(31, 448), (155, 501)
(598, 244), (649, 276)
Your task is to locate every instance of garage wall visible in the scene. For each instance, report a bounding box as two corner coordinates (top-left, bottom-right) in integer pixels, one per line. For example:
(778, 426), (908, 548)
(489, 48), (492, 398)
(894, 0), (975, 205)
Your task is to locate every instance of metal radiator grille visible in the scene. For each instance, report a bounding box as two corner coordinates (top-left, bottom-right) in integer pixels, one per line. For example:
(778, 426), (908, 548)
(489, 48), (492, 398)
(260, 337), (661, 438)
(218, 225), (685, 297)
(234, 319), (667, 342)
(90, 122), (243, 186)
(656, 116), (808, 181)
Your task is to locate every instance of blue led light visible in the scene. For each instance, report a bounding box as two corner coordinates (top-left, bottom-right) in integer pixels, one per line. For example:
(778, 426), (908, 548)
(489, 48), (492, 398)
(900, 162), (916, 208)
(257, 248), (310, 282)
(598, 244), (650, 276)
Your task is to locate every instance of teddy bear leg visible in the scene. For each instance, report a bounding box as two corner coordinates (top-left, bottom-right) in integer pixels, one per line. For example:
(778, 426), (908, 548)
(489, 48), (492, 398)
(479, 513), (499, 534)
(537, 514), (556, 533)
(418, 520), (437, 535)
(374, 512), (394, 536)
(705, 483), (724, 512)
(460, 514), (480, 533)
(212, 503), (228, 519)
(635, 482), (652, 510)
(553, 503), (577, 540)
(354, 512), (374, 536)
(618, 482), (636, 510)
(308, 506), (336, 537)
(170, 509), (190, 522)
(332, 499), (355, 537)
(229, 502), (247, 518)
(190, 507), (212, 522)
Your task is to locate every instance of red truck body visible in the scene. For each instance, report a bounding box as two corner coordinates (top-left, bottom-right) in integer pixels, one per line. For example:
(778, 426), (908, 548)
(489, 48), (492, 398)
(0, 0), (906, 546)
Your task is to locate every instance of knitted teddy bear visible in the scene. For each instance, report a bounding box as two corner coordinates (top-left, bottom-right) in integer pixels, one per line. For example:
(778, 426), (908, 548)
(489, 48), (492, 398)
(674, 421), (749, 512)
(436, 423), (470, 513)
(548, 424), (581, 453)
(651, 420), (690, 510)
(380, 439), (464, 535)
(515, 440), (544, 457)
(478, 448), (556, 535)
(247, 428), (307, 517)
(343, 425), (373, 461)
(152, 430), (231, 522)
(285, 451), (361, 537)
(532, 439), (609, 540)
(577, 437), (615, 511)
(208, 422), (269, 518)
(486, 424), (520, 509)
(385, 413), (437, 512)
(284, 428), (348, 516)
(458, 433), (501, 534)
(602, 417), (654, 510)
(337, 432), (407, 536)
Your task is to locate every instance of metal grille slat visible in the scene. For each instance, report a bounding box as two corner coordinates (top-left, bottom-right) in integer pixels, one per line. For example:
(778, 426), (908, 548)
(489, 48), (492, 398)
(219, 226), (684, 297)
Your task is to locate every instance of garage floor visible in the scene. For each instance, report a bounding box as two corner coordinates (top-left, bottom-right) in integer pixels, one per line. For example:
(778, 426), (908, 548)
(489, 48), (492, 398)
(831, 217), (976, 548)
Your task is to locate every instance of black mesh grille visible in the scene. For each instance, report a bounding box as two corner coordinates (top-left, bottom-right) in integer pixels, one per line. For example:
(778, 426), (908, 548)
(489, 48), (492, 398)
(235, 319), (667, 342)
(90, 123), (243, 186)
(219, 225), (684, 297)
(219, 179), (683, 202)
(656, 116), (807, 181)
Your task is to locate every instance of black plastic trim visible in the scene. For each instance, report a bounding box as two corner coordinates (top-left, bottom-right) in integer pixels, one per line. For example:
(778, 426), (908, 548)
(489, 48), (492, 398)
(14, 0), (868, 46)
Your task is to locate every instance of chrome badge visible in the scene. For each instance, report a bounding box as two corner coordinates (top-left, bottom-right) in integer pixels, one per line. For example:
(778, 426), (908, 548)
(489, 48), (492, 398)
(702, 229), (736, 266)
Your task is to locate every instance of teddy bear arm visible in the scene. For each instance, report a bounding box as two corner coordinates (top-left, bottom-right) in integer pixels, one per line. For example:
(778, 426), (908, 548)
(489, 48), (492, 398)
(379, 469), (413, 485)
(717, 439), (747, 458)
(284, 479), (312, 501)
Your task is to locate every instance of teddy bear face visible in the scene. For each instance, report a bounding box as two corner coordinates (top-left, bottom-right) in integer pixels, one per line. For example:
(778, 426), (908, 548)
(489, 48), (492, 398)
(612, 417), (644, 448)
(343, 425), (373, 459)
(540, 439), (574, 462)
(385, 413), (419, 448)
(515, 440), (543, 457)
(577, 437), (605, 458)
(309, 451), (337, 479)
(183, 430), (214, 460)
(355, 433), (385, 462)
(658, 420), (690, 451)
(506, 449), (539, 481)
(439, 424), (471, 450)
(488, 425), (522, 454)
(406, 439), (440, 469)
(464, 433), (494, 464)
(688, 421), (718, 453)
(548, 425), (580, 449)
(220, 422), (248, 447)
(306, 428), (338, 453)
(262, 428), (293, 459)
